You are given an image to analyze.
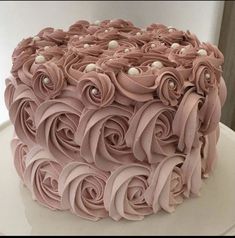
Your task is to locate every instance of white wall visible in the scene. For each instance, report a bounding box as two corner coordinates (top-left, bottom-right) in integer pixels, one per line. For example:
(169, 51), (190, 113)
(0, 1), (224, 124)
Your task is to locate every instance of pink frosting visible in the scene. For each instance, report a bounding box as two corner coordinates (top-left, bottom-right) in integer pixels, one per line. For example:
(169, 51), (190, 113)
(11, 137), (29, 182)
(33, 61), (66, 100)
(104, 163), (152, 221)
(145, 155), (185, 213)
(24, 146), (64, 210)
(181, 142), (202, 197)
(35, 97), (84, 165)
(172, 88), (203, 153)
(218, 77), (227, 107)
(58, 162), (109, 221)
(155, 67), (184, 106)
(113, 66), (158, 102)
(4, 76), (19, 110)
(63, 51), (97, 85)
(9, 84), (40, 147)
(189, 56), (222, 95)
(75, 104), (135, 171)
(67, 20), (90, 36)
(199, 87), (221, 134)
(126, 100), (177, 163)
(77, 71), (115, 109)
(201, 128), (219, 176)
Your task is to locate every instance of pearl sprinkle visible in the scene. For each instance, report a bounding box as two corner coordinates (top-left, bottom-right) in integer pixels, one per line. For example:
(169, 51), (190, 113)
(85, 63), (96, 72)
(43, 77), (50, 84)
(205, 73), (211, 80)
(91, 88), (99, 95)
(84, 44), (90, 48)
(33, 36), (40, 41)
(35, 55), (46, 63)
(151, 61), (163, 69)
(197, 49), (207, 56)
(108, 40), (119, 49)
(171, 43), (180, 49)
(128, 67), (140, 75)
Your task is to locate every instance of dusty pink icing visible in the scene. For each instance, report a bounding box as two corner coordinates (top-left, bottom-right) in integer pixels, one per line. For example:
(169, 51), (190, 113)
(33, 61), (66, 100)
(35, 97), (84, 165)
(11, 137), (29, 182)
(75, 104), (135, 171)
(126, 100), (177, 163)
(145, 155), (186, 213)
(24, 146), (64, 210)
(9, 84), (40, 147)
(104, 163), (152, 221)
(76, 71), (115, 109)
(5, 19), (227, 221)
(58, 162), (109, 221)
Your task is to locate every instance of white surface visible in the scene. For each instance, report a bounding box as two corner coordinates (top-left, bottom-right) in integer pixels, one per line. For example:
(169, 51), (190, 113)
(0, 1), (224, 124)
(0, 122), (234, 235)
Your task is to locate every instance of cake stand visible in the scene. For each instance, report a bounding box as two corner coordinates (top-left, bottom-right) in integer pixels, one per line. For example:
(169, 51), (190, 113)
(0, 121), (235, 235)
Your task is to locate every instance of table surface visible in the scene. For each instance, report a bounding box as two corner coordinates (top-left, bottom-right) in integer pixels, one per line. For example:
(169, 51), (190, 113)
(0, 121), (235, 236)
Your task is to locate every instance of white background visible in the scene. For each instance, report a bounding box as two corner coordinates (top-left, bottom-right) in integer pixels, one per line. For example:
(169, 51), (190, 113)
(0, 1), (224, 124)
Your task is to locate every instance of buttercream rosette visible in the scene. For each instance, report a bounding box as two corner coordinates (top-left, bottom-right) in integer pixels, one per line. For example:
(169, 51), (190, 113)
(9, 84), (40, 147)
(5, 19), (227, 221)
(35, 96), (84, 165)
(126, 100), (177, 163)
(75, 104), (135, 171)
(32, 61), (66, 100)
(11, 137), (29, 182)
(24, 146), (64, 210)
(104, 163), (153, 221)
(58, 162), (109, 221)
(76, 71), (115, 109)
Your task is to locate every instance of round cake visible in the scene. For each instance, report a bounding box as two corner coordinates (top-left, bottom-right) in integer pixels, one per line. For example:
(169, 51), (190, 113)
(5, 19), (227, 221)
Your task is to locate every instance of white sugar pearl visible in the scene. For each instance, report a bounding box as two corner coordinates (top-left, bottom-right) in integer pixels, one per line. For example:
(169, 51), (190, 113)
(43, 77), (50, 84)
(151, 43), (156, 48)
(168, 26), (174, 32)
(84, 43), (90, 48)
(85, 63), (96, 72)
(180, 48), (186, 53)
(136, 32), (141, 36)
(104, 29), (109, 33)
(124, 48), (130, 53)
(171, 43), (180, 49)
(108, 40), (119, 49)
(197, 49), (207, 56)
(73, 35), (79, 38)
(35, 55), (46, 63)
(94, 20), (100, 26)
(151, 61), (163, 69)
(203, 173), (209, 179)
(44, 46), (50, 50)
(128, 67), (139, 75)
(33, 36), (40, 41)
(205, 73), (211, 79)
(169, 81), (175, 89)
(91, 88), (99, 95)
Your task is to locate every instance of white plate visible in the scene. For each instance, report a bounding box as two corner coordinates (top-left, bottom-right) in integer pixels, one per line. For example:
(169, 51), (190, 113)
(0, 122), (235, 235)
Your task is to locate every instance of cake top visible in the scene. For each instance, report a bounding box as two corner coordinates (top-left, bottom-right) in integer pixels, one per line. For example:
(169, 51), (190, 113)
(9, 19), (224, 106)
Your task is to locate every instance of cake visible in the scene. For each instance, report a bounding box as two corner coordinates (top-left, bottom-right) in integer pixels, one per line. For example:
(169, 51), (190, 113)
(4, 19), (227, 221)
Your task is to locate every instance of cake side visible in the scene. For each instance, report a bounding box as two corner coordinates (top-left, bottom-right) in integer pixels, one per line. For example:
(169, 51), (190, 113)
(5, 19), (227, 221)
